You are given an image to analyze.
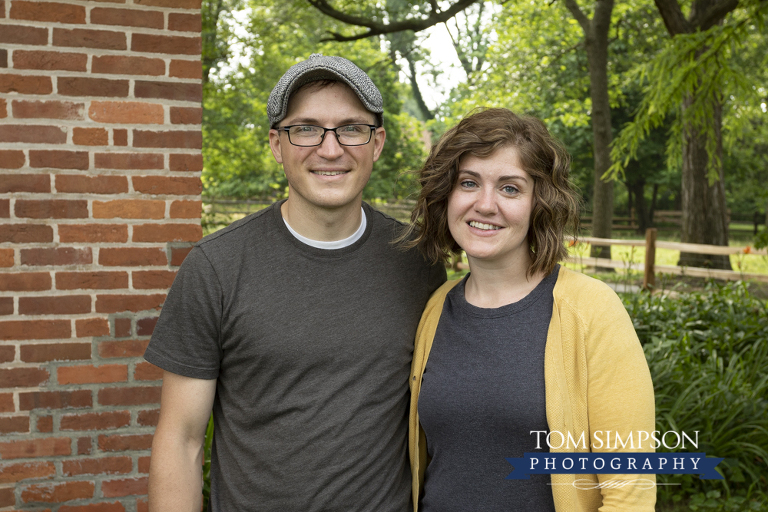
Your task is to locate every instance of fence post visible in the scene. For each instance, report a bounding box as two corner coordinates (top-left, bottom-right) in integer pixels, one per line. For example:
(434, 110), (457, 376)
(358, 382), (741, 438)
(643, 228), (657, 291)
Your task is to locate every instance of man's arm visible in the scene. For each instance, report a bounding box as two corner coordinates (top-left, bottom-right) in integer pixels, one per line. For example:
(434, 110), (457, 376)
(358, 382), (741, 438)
(149, 371), (217, 512)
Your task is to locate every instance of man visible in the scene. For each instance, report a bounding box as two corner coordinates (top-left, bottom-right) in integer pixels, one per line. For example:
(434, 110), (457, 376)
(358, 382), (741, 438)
(145, 54), (446, 511)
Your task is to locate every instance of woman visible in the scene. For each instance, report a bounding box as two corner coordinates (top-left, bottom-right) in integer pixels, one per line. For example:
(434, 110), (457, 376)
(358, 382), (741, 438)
(403, 108), (655, 512)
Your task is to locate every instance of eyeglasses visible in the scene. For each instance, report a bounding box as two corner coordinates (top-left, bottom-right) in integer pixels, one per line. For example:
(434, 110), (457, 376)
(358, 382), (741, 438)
(277, 124), (377, 147)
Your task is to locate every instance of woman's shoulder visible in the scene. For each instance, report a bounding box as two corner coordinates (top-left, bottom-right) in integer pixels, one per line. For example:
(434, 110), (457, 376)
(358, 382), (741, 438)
(554, 267), (624, 312)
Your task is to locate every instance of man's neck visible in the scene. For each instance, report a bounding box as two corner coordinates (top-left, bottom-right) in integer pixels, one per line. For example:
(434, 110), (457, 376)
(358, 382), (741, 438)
(280, 197), (364, 242)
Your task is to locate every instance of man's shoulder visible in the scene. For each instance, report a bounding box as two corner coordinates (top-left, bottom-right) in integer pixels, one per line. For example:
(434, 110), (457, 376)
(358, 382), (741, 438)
(196, 202), (278, 251)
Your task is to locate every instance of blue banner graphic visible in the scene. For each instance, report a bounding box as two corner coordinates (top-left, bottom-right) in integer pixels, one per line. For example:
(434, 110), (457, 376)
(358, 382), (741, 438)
(505, 453), (723, 480)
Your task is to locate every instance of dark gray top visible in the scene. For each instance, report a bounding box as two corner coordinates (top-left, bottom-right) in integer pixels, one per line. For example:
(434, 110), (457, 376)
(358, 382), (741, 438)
(418, 266), (559, 512)
(145, 201), (446, 512)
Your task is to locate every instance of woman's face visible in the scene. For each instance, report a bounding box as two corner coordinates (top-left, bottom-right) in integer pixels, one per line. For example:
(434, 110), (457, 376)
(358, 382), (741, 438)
(447, 146), (535, 268)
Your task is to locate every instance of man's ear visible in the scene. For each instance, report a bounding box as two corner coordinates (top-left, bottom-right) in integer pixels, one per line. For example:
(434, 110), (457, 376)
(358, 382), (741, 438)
(371, 127), (386, 163)
(268, 129), (283, 164)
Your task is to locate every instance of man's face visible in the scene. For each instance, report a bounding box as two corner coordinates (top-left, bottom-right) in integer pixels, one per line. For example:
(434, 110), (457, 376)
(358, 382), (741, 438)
(269, 82), (386, 213)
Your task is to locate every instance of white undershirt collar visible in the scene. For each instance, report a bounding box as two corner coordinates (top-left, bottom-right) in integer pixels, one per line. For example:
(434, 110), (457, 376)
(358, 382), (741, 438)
(283, 207), (367, 250)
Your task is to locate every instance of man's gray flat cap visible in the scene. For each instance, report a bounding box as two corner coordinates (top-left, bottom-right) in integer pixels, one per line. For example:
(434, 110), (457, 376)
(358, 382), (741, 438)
(267, 54), (383, 127)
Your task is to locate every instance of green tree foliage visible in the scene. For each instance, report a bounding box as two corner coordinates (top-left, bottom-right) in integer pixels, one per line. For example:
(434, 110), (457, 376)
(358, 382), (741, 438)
(202, 0), (428, 201)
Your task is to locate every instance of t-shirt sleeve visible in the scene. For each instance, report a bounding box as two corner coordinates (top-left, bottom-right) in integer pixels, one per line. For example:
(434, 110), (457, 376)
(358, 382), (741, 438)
(143, 245), (222, 380)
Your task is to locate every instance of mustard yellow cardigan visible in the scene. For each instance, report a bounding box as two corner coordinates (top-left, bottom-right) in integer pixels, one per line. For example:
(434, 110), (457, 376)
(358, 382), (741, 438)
(409, 267), (656, 512)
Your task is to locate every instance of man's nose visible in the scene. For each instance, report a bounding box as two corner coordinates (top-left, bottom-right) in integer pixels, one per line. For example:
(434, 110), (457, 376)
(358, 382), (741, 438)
(316, 130), (345, 159)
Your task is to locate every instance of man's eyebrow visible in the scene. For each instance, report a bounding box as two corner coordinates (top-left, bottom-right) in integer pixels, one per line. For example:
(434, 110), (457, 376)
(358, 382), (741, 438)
(284, 116), (374, 126)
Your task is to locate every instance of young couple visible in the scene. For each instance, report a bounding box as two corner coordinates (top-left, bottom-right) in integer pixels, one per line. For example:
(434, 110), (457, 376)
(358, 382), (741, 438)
(144, 54), (655, 512)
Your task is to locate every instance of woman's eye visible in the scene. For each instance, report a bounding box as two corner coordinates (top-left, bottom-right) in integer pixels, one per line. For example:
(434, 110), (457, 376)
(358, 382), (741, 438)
(460, 180), (477, 188)
(502, 185), (519, 194)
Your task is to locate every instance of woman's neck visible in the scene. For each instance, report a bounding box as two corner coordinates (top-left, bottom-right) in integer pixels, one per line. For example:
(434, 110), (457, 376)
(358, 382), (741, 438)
(464, 255), (546, 308)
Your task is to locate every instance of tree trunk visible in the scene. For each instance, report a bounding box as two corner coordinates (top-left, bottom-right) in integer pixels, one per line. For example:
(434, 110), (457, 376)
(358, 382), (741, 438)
(584, 9), (614, 260)
(678, 95), (731, 269)
(649, 183), (658, 226)
(629, 179), (648, 233)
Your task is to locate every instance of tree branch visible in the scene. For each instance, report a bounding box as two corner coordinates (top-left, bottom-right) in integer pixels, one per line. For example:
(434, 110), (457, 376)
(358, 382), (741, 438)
(653, 0), (691, 35)
(562, 0), (591, 32)
(690, 0), (740, 30)
(308, 0), (483, 42)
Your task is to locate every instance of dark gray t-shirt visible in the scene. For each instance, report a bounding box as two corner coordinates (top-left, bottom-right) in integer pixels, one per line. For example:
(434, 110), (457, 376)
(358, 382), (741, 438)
(145, 201), (446, 512)
(418, 266), (559, 512)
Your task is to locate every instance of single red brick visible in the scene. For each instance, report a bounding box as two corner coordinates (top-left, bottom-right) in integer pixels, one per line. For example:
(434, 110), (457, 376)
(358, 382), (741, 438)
(134, 362), (163, 381)
(0, 416), (30, 434)
(20, 247), (93, 266)
(0, 487), (13, 507)
(11, 1), (86, 24)
(136, 316), (159, 336)
(56, 175), (128, 194)
(137, 409), (160, 427)
(0, 273), (52, 292)
(114, 318), (131, 337)
(98, 339), (148, 359)
(102, 476), (148, 497)
(0, 173), (49, 191)
(13, 50), (87, 71)
(0, 345), (14, 362)
(170, 107), (202, 125)
(91, 7), (164, 29)
(133, 223), (202, 243)
(94, 153), (164, 170)
(19, 295), (92, 315)
(75, 317), (110, 337)
(0, 124), (65, 143)
(133, 130), (202, 149)
(15, 199), (88, 218)
(53, 28), (126, 50)
(0, 74), (53, 94)
(29, 149), (89, 169)
(99, 386), (161, 406)
(0, 367), (50, 387)
(98, 433), (153, 452)
(58, 77), (129, 98)
(58, 272), (129, 290)
(60, 410), (130, 431)
(20, 480), (94, 503)
(0, 460), (55, 482)
(95, 294), (165, 313)
(92, 55), (165, 76)
(93, 199), (165, 219)
(99, 248), (167, 266)
(170, 200), (202, 218)
(135, 0), (201, 8)
(0, 24), (48, 45)
(0, 224), (54, 244)
(72, 127), (109, 146)
(0, 437), (71, 460)
(0, 393), (13, 413)
(62, 457), (132, 477)
(113, 128), (128, 146)
(19, 389), (93, 410)
(169, 59), (202, 79)
(58, 364), (127, 385)
(20, 342), (89, 362)
(60, 501), (127, 512)
(0, 297), (14, 315)
(134, 81), (201, 102)
(133, 176), (202, 195)
(138, 455), (151, 473)
(131, 33), (200, 55)
(168, 12), (201, 32)
(13, 100), (84, 120)
(133, 271), (177, 290)
(89, 101), (164, 124)
(170, 245), (194, 266)
(137, 498), (148, 512)
(59, 224), (128, 243)
(37, 415), (53, 432)
(0, 200), (10, 219)
(77, 437), (91, 455)
(0, 48), (5, 67)
(0, 150), (26, 168)
(1, 320), (70, 341)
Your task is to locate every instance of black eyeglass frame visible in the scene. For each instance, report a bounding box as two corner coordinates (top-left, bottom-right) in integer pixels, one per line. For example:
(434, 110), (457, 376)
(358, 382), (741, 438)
(277, 124), (379, 147)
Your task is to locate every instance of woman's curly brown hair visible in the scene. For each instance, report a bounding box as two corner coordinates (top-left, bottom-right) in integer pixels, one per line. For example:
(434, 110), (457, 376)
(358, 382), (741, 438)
(401, 108), (580, 277)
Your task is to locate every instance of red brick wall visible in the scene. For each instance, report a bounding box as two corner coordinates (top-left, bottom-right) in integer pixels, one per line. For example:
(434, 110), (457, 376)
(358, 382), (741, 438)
(0, 0), (203, 509)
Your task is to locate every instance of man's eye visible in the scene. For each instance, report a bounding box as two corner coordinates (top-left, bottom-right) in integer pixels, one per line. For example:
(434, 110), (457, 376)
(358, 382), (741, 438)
(340, 125), (365, 133)
(298, 126), (318, 133)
